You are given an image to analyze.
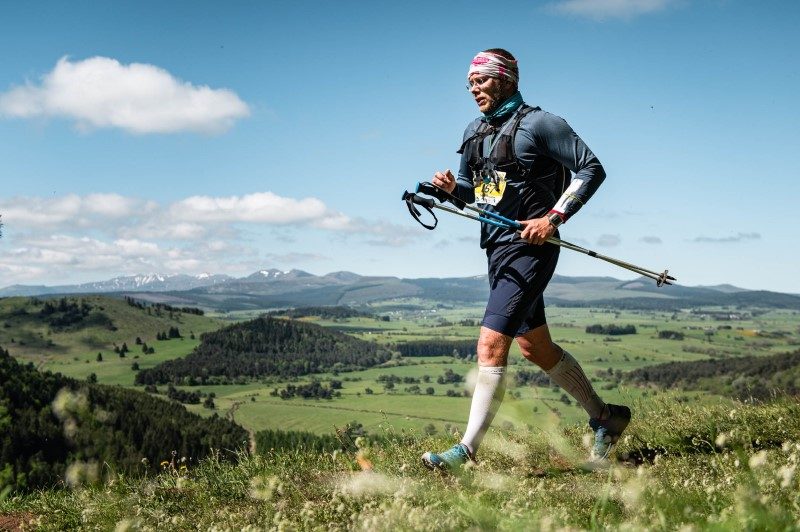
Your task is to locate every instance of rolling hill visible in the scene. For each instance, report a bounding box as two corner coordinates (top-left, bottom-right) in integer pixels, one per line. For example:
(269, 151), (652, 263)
(4, 269), (798, 312)
(134, 315), (392, 385)
(0, 295), (223, 364)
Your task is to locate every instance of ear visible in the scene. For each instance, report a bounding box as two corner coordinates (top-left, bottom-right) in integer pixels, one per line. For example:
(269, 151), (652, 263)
(500, 79), (518, 97)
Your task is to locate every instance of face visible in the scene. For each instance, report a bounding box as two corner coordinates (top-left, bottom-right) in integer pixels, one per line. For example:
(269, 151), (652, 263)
(468, 74), (514, 114)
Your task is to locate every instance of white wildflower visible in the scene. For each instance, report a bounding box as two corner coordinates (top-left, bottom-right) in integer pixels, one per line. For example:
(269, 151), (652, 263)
(114, 519), (133, 532)
(749, 450), (768, 469)
(65, 461), (99, 488)
(339, 471), (411, 498)
(777, 464), (796, 488)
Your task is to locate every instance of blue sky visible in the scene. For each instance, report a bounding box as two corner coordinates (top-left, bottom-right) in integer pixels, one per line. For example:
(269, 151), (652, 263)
(1, 1), (798, 293)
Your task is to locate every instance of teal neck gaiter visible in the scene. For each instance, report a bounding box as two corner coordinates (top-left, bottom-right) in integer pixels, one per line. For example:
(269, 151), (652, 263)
(483, 91), (523, 121)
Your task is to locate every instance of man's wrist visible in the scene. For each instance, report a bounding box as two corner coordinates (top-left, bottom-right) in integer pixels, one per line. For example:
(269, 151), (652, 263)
(547, 210), (565, 228)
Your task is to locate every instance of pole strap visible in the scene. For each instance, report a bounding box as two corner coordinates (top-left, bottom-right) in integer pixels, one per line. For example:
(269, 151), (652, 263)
(402, 190), (438, 230)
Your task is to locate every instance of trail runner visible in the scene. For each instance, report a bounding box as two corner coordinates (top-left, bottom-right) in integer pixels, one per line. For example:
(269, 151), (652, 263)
(422, 48), (630, 471)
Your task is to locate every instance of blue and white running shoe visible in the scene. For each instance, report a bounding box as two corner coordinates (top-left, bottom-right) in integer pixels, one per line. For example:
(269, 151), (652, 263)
(589, 404), (631, 462)
(421, 443), (474, 471)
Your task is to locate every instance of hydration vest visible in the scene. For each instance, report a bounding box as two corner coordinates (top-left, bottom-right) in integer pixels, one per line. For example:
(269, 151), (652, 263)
(457, 104), (571, 204)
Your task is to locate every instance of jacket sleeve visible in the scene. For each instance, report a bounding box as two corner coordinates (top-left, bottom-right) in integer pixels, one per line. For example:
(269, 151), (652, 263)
(526, 112), (606, 220)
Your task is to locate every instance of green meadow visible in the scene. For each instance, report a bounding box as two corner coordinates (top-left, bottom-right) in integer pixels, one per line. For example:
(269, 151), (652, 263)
(7, 295), (798, 439)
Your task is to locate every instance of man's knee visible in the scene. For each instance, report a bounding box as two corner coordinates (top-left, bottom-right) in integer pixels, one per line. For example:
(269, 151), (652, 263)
(517, 325), (561, 371)
(477, 326), (512, 366)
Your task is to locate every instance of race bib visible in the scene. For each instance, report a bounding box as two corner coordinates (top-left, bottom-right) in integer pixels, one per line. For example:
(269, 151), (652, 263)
(473, 170), (507, 206)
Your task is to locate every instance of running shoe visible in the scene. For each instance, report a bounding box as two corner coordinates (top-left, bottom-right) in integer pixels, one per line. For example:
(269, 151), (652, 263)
(589, 404), (631, 462)
(421, 443), (474, 471)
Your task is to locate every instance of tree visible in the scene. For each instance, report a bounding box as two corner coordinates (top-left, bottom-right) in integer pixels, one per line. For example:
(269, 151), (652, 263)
(96, 353), (103, 362)
(87, 373), (97, 383)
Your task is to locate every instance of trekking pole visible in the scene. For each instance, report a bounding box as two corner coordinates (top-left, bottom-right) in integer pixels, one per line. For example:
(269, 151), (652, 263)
(402, 182), (676, 287)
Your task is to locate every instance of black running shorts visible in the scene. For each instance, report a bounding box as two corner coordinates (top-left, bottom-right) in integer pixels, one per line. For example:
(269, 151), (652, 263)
(481, 241), (559, 337)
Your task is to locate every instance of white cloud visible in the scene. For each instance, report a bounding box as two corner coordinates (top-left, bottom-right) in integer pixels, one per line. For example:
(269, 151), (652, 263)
(546, 0), (678, 20)
(170, 192), (329, 223)
(84, 193), (139, 217)
(640, 236), (663, 244)
(113, 238), (161, 257)
(0, 56), (250, 134)
(0, 190), (423, 286)
(117, 221), (210, 241)
(0, 193), (144, 228)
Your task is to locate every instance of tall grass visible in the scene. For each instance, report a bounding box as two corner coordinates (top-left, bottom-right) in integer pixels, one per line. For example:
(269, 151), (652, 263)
(3, 397), (800, 530)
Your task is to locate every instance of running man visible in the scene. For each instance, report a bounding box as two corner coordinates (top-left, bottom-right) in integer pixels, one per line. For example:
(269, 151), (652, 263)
(422, 49), (630, 470)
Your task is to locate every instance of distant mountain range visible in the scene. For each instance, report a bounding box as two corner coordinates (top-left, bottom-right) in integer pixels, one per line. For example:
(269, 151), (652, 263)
(2, 269), (799, 312)
(0, 272), (233, 297)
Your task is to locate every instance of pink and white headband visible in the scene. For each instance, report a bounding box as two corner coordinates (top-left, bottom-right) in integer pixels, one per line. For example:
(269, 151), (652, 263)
(468, 52), (519, 84)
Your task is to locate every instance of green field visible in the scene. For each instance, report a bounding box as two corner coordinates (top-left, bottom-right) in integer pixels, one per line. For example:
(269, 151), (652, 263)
(7, 295), (798, 440)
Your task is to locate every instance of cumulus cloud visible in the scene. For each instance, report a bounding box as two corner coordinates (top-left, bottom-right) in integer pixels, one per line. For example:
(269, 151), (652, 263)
(170, 192), (329, 224)
(0, 190), (422, 286)
(118, 221), (210, 241)
(0, 56), (249, 134)
(597, 234), (621, 247)
(546, 0), (678, 20)
(693, 232), (761, 243)
(0, 191), (338, 237)
(0, 234), (242, 285)
(0, 193), (141, 228)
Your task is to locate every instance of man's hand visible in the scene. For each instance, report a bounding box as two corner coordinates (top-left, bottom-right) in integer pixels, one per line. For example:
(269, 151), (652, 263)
(518, 217), (557, 245)
(431, 169), (456, 194)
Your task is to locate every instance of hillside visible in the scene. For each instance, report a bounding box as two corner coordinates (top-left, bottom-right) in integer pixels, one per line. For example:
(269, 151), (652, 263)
(134, 315), (392, 385)
(0, 346), (249, 494)
(0, 295), (223, 370)
(626, 349), (800, 400)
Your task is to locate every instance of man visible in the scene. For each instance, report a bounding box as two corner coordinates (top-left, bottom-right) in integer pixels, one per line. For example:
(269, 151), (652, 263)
(421, 49), (630, 471)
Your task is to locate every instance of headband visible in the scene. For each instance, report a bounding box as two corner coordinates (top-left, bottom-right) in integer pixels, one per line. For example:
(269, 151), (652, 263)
(468, 52), (519, 84)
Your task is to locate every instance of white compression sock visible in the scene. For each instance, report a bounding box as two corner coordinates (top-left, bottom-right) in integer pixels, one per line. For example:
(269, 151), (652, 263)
(546, 350), (606, 419)
(460, 365), (507, 455)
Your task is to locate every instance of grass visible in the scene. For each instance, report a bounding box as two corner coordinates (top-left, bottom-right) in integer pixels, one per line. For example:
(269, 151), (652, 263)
(3, 396), (800, 530)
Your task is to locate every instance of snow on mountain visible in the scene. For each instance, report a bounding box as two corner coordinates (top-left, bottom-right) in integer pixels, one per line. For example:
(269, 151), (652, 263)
(0, 273), (233, 296)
